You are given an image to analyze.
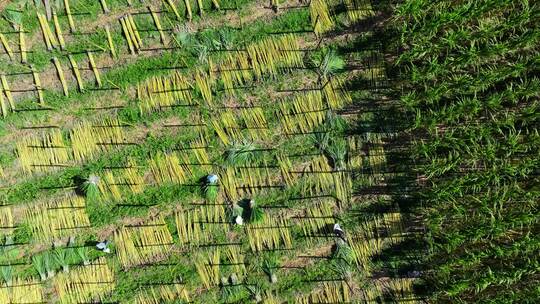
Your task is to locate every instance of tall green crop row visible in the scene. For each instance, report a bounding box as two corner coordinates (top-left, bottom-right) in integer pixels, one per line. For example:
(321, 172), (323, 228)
(394, 0), (540, 302)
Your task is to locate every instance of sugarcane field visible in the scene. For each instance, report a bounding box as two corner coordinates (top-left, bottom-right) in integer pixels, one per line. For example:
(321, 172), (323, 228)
(0, 0), (538, 303)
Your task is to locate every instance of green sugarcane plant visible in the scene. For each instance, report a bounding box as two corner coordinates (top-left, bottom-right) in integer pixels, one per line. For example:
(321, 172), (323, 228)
(326, 137), (347, 170)
(312, 48), (345, 82)
(262, 256), (279, 284)
(54, 248), (69, 272)
(246, 283), (264, 303)
(43, 252), (55, 278)
(32, 254), (47, 281)
(223, 141), (257, 165)
(0, 265), (12, 285)
(76, 247), (91, 266)
(203, 175), (219, 202)
(82, 174), (101, 203)
(246, 199), (264, 223)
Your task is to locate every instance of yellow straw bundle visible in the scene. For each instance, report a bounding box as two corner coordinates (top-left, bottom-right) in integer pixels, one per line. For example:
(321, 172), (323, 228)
(0, 206), (14, 237)
(296, 281), (350, 303)
(54, 257), (115, 303)
(247, 216), (292, 252)
(23, 196), (90, 242)
(344, 0), (375, 23)
(115, 217), (174, 268)
(0, 33), (13, 60)
(16, 129), (70, 173)
(194, 250), (220, 288)
(150, 152), (190, 185)
(1, 277), (44, 303)
(133, 283), (190, 304)
(310, 0), (335, 35)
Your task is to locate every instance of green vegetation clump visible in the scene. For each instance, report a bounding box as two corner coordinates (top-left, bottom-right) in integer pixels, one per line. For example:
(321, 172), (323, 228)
(394, 0), (540, 302)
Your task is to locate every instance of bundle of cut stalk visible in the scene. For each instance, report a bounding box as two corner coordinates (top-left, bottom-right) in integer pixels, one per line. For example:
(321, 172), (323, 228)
(63, 0), (75, 32)
(174, 134), (211, 171)
(247, 35), (303, 80)
(277, 153), (294, 186)
(346, 135), (363, 169)
(105, 26), (117, 58)
(148, 6), (167, 45)
(16, 129), (71, 173)
(219, 166), (239, 201)
(37, 12), (59, 50)
(133, 282), (190, 304)
(150, 151), (190, 185)
(52, 10), (66, 50)
(310, 0), (334, 36)
(52, 57), (69, 96)
(54, 257), (115, 303)
(298, 201), (334, 239)
(219, 52), (253, 95)
(295, 281), (350, 303)
(197, 0), (204, 16)
(68, 54), (84, 92)
(31, 65), (45, 105)
(194, 250), (220, 288)
(344, 0), (375, 22)
(115, 217), (174, 268)
(323, 77), (352, 110)
(300, 155), (335, 197)
(279, 91), (326, 134)
(1, 277), (44, 303)
(98, 171), (122, 201)
(225, 245), (246, 277)
(348, 237), (382, 274)
(87, 51), (102, 87)
(175, 205), (227, 246)
(98, 164), (145, 202)
(100, 0), (111, 13)
(174, 155), (202, 178)
(386, 278), (416, 300)
(241, 107), (269, 140)
(333, 170), (352, 206)
(0, 33), (14, 60)
(0, 84), (13, 117)
(212, 110), (243, 145)
(360, 282), (384, 303)
(361, 66), (387, 88)
(235, 166), (273, 197)
(348, 213), (405, 272)
(263, 292), (281, 304)
(188, 135), (211, 165)
(23, 196), (90, 242)
(0, 74), (15, 116)
(70, 118), (126, 162)
(376, 212), (405, 245)
(195, 69), (214, 106)
(138, 72), (193, 114)
(120, 15), (142, 54)
(246, 216), (292, 252)
(19, 24), (27, 63)
(121, 160), (146, 194)
(0, 206), (14, 237)
(175, 208), (204, 246)
(165, 0), (182, 21)
(368, 136), (386, 180)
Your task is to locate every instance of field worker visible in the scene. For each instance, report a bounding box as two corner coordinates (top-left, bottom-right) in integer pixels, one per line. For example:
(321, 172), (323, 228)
(232, 203), (244, 225)
(96, 240), (111, 253)
(333, 223), (347, 243)
(207, 174), (219, 184)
